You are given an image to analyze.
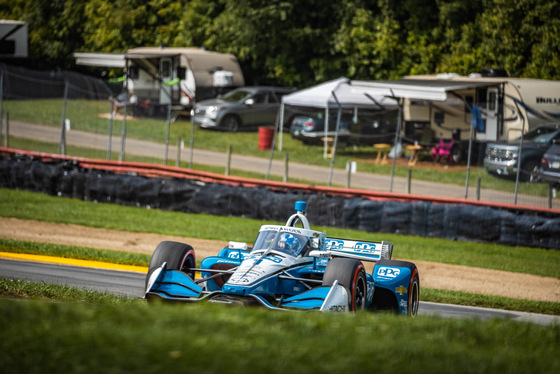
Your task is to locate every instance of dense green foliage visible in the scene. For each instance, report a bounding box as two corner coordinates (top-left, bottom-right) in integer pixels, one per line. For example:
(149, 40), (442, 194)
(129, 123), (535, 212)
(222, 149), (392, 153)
(1, 0), (558, 85)
(0, 296), (559, 374)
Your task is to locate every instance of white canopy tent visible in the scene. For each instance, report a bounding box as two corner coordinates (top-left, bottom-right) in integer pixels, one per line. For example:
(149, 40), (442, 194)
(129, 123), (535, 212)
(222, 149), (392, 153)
(268, 77), (499, 194)
(277, 77), (398, 154)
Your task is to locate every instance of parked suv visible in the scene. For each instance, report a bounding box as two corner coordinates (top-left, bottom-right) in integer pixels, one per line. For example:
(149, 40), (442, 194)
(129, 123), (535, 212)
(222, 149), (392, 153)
(539, 144), (560, 187)
(191, 86), (296, 132)
(484, 124), (560, 182)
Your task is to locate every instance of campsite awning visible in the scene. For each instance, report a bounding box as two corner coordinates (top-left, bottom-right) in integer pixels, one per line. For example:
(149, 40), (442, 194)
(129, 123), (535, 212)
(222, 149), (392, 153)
(350, 79), (504, 102)
(74, 53), (126, 68)
(281, 77), (398, 109)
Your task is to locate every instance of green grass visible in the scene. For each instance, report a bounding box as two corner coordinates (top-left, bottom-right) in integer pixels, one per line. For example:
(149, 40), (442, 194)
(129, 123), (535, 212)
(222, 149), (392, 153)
(3, 99), (554, 197)
(0, 278), (135, 304)
(0, 292), (558, 374)
(0, 238), (151, 267)
(1, 188), (558, 278)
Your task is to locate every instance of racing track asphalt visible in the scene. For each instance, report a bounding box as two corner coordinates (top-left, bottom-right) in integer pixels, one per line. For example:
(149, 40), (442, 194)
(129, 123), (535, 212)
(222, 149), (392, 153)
(2, 256), (559, 325)
(6, 120), (559, 209)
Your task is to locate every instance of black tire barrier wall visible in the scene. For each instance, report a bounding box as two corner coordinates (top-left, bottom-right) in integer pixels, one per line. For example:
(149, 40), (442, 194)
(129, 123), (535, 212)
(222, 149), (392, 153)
(1, 155), (559, 250)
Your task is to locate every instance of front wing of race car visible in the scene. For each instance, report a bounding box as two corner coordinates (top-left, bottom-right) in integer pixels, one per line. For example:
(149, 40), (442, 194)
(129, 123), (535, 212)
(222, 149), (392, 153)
(145, 262), (351, 311)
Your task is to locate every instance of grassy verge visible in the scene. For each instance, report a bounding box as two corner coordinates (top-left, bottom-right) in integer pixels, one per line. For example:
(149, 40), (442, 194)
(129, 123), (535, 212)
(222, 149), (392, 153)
(1, 189), (558, 278)
(0, 278), (134, 304)
(0, 238), (151, 267)
(3, 99), (553, 197)
(0, 287), (558, 374)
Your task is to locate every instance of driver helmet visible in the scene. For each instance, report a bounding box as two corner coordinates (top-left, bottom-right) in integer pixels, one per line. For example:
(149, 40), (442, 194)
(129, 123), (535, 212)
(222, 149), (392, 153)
(277, 233), (300, 254)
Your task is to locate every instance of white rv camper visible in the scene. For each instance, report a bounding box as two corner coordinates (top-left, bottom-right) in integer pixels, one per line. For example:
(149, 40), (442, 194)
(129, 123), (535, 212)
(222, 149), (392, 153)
(401, 72), (560, 147)
(75, 46), (245, 116)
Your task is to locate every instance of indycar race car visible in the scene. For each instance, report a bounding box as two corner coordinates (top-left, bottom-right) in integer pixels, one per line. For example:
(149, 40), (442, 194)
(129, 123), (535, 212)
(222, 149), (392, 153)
(145, 201), (420, 316)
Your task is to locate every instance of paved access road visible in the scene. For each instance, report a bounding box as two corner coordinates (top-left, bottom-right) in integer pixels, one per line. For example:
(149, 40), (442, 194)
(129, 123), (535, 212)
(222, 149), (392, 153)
(6, 120), (559, 209)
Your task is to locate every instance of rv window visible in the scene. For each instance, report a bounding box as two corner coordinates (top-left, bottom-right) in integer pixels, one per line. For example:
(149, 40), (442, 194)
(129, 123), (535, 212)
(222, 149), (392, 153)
(177, 67), (186, 80)
(488, 91), (497, 111)
(161, 60), (171, 78)
(128, 66), (139, 80)
(465, 96), (474, 113)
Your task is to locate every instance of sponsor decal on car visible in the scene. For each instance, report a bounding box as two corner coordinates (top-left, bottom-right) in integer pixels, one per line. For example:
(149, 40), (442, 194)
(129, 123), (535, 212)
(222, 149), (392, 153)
(395, 285), (407, 295)
(326, 239), (344, 250)
(377, 266), (400, 279)
(355, 242), (376, 250)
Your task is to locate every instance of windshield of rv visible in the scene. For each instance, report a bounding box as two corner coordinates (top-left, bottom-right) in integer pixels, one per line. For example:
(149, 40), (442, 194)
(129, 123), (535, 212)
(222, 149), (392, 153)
(252, 229), (308, 257)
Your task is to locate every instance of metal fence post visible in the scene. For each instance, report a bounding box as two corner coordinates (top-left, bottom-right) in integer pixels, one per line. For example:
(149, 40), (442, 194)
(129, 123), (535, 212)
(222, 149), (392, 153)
(406, 169), (412, 194)
(59, 80), (68, 155)
(176, 138), (182, 167)
(476, 177), (481, 201)
(346, 161), (351, 189)
(5, 111), (9, 148)
(189, 117), (194, 169)
(549, 184), (553, 209)
(120, 97), (127, 162)
(164, 103), (171, 165)
(225, 145), (232, 176)
(284, 152), (289, 183)
(107, 100), (114, 160)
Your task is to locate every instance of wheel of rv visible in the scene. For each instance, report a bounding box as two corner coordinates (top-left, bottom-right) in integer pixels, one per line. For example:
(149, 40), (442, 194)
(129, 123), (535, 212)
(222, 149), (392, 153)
(322, 258), (367, 311)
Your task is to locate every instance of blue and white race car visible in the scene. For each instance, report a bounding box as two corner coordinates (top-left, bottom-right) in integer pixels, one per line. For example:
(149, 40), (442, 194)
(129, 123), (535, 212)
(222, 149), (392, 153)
(145, 201), (420, 316)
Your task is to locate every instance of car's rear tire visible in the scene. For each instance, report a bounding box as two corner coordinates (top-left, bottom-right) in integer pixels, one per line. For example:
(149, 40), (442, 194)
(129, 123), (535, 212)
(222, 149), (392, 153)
(222, 115), (240, 132)
(522, 160), (540, 183)
(145, 241), (196, 291)
(322, 258), (367, 311)
(408, 270), (420, 317)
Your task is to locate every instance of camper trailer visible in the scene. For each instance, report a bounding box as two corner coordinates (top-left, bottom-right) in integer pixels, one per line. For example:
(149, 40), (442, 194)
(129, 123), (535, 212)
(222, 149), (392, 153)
(400, 72), (560, 161)
(75, 46), (245, 116)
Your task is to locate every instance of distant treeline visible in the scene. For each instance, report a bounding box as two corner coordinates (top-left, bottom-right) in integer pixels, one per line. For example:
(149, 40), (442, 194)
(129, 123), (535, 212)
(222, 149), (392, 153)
(2, 0), (559, 87)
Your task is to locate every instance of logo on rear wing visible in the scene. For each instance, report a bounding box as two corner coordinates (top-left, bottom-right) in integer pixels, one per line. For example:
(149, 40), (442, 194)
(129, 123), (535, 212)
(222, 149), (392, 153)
(325, 238), (382, 261)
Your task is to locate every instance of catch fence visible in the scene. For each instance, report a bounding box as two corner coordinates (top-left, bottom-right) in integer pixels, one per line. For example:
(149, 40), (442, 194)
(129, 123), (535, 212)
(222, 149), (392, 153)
(0, 63), (558, 210)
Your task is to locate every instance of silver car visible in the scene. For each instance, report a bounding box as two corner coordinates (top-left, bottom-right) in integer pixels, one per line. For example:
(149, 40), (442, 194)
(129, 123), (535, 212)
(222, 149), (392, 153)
(191, 86), (295, 132)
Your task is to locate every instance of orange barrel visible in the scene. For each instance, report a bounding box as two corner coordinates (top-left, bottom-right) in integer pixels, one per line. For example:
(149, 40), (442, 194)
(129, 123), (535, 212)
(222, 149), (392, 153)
(258, 126), (275, 150)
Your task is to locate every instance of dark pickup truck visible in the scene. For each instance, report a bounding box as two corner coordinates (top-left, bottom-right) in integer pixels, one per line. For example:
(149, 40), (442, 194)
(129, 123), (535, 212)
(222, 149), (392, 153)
(483, 124), (560, 182)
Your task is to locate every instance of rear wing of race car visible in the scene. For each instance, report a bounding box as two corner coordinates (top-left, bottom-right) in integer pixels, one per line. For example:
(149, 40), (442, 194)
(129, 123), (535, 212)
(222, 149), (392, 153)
(310, 238), (393, 263)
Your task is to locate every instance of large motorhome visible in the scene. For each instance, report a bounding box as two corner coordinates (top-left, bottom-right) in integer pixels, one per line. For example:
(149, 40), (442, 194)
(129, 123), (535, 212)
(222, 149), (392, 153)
(400, 72), (560, 159)
(75, 46), (245, 116)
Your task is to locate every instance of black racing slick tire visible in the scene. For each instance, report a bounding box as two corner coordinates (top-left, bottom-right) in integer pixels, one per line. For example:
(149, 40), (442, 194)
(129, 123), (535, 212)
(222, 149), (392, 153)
(322, 258), (367, 311)
(408, 269), (420, 317)
(145, 241), (196, 291)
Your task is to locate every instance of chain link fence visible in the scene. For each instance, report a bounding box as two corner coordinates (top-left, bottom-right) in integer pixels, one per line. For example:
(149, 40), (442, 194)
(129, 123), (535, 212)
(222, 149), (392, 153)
(0, 63), (558, 211)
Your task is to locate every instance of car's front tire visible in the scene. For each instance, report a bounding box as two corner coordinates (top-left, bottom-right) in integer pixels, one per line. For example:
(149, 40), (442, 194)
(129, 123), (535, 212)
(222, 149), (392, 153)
(322, 258), (367, 311)
(222, 115), (240, 132)
(145, 241), (196, 291)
